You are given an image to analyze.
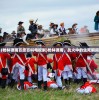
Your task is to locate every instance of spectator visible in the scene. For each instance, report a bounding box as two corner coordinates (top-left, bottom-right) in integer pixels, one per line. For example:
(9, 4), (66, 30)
(59, 22), (67, 35)
(49, 22), (54, 31)
(68, 28), (75, 34)
(72, 23), (78, 34)
(29, 19), (38, 39)
(50, 24), (58, 37)
(94, 11), (99, 32)
(11, 31), (17, 38)
(53, 24), (59, 35)
(79, 26), (89, 34)
(17, 21), (25, 38)
(37, 25), (45, 38)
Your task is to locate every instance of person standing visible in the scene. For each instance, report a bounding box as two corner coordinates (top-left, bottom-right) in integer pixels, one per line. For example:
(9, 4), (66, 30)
(75, 42), (91, 84)
(0, 53), (11, 89)
(17, 21), (25, 38)
(53, 42), (64, 89)
(94, 11), (99, 32)
(62, 42), (76, 87)
(33, 40), (48, 91)
(29, 19), (38, 39)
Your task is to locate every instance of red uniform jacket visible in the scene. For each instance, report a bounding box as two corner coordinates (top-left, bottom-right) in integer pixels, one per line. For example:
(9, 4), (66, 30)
(25, 57), (37, 76)
(53, 53), (64, 71)
(63, 53), (71, 66)
(0, 53), (11, 79)
(75, 53), (91, 67)
(87, 59), (98, 73)
(33, 53), (47, 66)
(13, 53), (27, 66)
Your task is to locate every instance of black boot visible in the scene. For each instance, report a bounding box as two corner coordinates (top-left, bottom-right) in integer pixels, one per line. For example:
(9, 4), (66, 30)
(83, 78), (87, 84)
(58, 87), (62, 90)
(1, 79), (7, 89)
(10, 79), (15, 88)
(65, 79), (70, 89)
(74, 79), (77, 83)
(65, 79), (68, 85)
(76, 79), (81, 84)
(38, 80), (43, 89)
(43, 81), (47, 91)
(20, 79), (24, 90)
(69, 78), (72, 85)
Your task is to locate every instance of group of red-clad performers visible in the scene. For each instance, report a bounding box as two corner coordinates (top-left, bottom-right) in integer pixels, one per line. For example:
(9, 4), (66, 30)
(0, 40), (98, 92)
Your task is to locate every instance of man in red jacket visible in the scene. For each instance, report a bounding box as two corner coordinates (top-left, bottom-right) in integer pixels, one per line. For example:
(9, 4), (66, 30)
(53, 42), (64, 89)
(87, 55), (98, 80)
(25, 52), (37, 83)
(0, 53), (11, 88)
(0, 43), (11, 88)
(75, 42), (91, 84)
(62, 42), (76, 86)
(10, 42), (27, 90)
(33, 40), (48, 91)
(11, 52), (27, 90)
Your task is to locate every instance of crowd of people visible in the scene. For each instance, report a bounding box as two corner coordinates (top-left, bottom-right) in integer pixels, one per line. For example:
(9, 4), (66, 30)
(0, 10), (99, 44)
(0, 40), (98, 91)
(0, 19), (90, 44)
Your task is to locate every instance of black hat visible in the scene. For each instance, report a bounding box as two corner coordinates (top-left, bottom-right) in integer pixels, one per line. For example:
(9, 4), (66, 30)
(53, 42), (63, 47)
(35, 40), (45, 46)
(79, 42), (89, 47)
(63, 42), (72, 46)
(0, 42), (6, 46)
(53, 24), (58, 28)
(13, 38), (23, 46)
(18, 21), (24, 25)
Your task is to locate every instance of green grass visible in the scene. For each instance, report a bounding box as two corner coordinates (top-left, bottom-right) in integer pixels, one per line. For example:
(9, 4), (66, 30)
(0, 84), (99, 100)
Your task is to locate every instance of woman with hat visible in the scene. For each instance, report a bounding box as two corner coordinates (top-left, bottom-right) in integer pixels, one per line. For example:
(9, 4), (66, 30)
(17, 21), (25, 38)
(50, 24), (58, 37)
(59, 22), (67, 35)
(72, 23), (78, 34)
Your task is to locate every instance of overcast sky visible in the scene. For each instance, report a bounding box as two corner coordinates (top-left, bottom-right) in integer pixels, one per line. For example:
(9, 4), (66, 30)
(0, 0), (99, 34)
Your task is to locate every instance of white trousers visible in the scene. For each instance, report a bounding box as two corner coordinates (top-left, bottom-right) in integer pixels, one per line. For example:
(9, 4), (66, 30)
(62, 71), (73, 80)
(54, 71), (62, 87)
(28, 76), (32, 83)
(38, 65), (47, 82)
(12, 63), (25, 80)
(76, 67), (87, 79)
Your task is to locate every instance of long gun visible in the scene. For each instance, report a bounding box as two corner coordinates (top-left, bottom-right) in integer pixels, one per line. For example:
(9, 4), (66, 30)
(35, 18), (38, 24)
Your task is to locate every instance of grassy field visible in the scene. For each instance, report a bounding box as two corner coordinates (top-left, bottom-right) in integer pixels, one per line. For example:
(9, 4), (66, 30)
(0, 83), (99, 100)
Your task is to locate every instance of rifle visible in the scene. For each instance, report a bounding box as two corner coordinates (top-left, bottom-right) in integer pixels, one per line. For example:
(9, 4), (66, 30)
(35, 18), (38, 24)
